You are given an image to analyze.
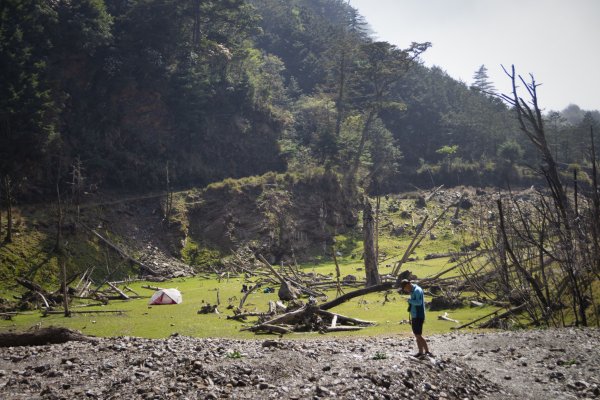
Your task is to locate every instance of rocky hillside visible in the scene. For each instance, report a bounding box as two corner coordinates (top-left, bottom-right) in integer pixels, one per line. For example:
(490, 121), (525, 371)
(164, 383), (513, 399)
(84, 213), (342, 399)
(186, 170), (358, 265)
(1, 328), (598, 399)
(0, 169), (358, 291)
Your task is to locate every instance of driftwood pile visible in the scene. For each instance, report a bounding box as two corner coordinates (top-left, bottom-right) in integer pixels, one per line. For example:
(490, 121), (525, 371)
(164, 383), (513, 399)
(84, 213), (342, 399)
(240, 299), (376, 334)
(12, 270), (146, 315)
(219, 188), (529, 335)
(225, 242), (525, 335)
(224, 253), (412, 335)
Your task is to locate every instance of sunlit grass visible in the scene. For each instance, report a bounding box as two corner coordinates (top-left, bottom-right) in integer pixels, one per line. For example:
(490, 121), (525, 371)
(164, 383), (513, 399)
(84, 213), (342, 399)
(0, 267), (498, 339)
(0, 191), (503, 339)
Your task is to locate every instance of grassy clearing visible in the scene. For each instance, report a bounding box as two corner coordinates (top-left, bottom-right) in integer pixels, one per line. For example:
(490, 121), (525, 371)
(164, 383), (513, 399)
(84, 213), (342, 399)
(0, 190), (501, 338)
(0, 266), (496, 339)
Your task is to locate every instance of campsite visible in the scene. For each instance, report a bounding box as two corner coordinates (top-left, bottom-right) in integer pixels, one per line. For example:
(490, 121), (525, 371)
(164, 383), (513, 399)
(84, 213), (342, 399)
(1, 0), (600, 399)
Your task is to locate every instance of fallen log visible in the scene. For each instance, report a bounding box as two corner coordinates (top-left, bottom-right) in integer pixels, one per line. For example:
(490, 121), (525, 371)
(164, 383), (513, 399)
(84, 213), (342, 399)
(285, 276), (326, 298)
(141, 285), (164, 291)
(258, 255), (323, 299)
(309, 281), (366, 288)
(79, 222), (159, 276)
(36, 292), (51, 309)
(451, 303), (527, 330)
(43, 309), (126, 315)
(258, 305), (309, 326)
(318, 282), (395, 310)
(392, 203), (453, 277)
(316, 309), (375, 326)
(0, 312), (18, 316)
(425, 185), (445, 201)
(437, 312), (459, 323)
(78, 281), (93, 298)
(322, 325), (364, 333)
(104, 295), (145, 301)
(244, 323), (293, 335)
(479, 303), (527, 329)
(72, 302), (106, 308)
(1, 312), (16, 320)
(107, 282), (129, 300)
(227, 312), (271, 321)
(109, 278), (146, 285)
(16, 278), (49, 296)
(0, 327), (97, 347)
(424, 252), (455, 260)
(257, 254), (287, 283)
(124, 286), (140, 296)
(72, 295), (109, 305)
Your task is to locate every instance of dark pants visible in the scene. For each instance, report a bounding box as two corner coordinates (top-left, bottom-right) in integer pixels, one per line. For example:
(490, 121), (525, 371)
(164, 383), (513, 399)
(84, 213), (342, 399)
(411, 318), (424, 335)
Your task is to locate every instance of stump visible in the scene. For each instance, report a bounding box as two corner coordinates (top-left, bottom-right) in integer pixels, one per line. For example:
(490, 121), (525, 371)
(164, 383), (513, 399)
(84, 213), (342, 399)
(278, 281), (300, 301)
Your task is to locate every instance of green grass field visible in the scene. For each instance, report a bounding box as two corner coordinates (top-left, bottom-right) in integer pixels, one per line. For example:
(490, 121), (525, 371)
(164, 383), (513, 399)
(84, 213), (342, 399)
(0, 262), (497, 339)
(0, 193), (504, 338)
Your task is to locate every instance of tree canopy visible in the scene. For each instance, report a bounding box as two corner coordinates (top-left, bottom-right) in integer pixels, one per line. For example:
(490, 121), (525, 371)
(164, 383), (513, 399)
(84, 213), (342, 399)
(0, 0), (597, 200)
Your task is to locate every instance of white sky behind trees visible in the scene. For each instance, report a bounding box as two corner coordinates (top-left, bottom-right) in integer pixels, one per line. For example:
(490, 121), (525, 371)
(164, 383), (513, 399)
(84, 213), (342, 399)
(349, 0), (600, 112)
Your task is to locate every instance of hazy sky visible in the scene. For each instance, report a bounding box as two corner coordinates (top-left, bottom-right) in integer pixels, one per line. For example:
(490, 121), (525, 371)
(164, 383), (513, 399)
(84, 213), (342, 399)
(349, 0), (600, 112)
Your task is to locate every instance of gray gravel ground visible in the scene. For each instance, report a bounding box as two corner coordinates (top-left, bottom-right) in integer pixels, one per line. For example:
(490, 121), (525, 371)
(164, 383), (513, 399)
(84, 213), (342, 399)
(0, 328), (598, 399)
(433, 328), (600, 400)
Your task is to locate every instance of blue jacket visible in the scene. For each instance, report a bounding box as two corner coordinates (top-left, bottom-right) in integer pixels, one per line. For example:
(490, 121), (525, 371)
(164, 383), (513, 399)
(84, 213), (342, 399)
(408, 284), (425, 319)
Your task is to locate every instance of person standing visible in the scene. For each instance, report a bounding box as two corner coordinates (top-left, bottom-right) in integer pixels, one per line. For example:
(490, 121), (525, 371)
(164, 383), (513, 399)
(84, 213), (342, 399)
(400, 279), (432, 357)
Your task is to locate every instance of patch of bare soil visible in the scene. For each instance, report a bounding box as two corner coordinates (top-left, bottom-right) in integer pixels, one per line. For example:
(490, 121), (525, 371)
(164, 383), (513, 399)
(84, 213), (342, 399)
(1, 328), (597, 399)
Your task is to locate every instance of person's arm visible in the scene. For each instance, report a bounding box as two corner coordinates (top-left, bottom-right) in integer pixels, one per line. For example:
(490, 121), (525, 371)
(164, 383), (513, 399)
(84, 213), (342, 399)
(407, 288), (423, 305)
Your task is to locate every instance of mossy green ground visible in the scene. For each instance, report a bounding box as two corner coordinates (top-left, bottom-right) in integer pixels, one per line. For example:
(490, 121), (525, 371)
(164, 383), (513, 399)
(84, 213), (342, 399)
(0, 270), (496, 339)
(0, 194), (500, 338)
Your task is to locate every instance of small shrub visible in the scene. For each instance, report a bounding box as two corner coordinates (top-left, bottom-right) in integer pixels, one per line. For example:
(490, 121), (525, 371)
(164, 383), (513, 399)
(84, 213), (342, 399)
(372, 351), (388, 360)
(226, 350), (244, 359)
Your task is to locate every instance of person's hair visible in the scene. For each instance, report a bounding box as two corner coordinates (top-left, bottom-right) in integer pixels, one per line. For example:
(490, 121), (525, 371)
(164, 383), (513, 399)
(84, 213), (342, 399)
(400, 279), (411, 288)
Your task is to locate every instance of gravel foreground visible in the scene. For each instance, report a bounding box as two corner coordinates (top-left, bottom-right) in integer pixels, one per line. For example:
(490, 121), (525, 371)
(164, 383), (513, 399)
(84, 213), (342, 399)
(0, 328), (598, 399)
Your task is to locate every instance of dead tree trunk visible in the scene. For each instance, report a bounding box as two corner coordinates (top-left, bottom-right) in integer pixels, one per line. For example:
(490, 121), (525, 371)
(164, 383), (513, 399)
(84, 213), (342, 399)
(61, 257), (71, 317)
(2, 175), (12, 243)
(498, 65), (590, 327)
(363, 200), (380, 287)
(319, 282), (394, 310)
(349, 110), (375, 180)
(164, 161), (173, 225)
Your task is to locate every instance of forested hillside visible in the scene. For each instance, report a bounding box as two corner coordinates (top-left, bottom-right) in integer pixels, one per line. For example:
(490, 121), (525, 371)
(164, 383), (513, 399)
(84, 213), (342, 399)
(1, 0), (599, 203)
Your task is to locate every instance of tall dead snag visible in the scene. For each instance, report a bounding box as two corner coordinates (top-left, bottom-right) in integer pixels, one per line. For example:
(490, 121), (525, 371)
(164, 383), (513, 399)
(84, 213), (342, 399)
(331, 245), (344, 297)
(163, 161), (174, 225)
(363, 200), (380, 287)
(497, 199), (548, 316)
(500, 65), (569, 211)
(484, 65), (593, 326)
(60, 257), (71, 317)
(1, 175), (13, 242)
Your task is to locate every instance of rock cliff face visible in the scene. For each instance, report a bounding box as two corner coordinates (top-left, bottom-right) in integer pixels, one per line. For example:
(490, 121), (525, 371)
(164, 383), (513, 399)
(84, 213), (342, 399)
(187, 171), (359, 263)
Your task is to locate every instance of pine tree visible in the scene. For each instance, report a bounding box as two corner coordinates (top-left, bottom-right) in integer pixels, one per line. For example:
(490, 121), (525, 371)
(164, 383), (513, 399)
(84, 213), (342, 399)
(471, 64), (496, 94)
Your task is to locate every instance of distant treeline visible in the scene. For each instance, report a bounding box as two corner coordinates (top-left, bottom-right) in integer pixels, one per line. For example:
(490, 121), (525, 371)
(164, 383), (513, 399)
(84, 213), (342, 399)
(1, 0), (599, 201)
